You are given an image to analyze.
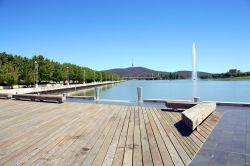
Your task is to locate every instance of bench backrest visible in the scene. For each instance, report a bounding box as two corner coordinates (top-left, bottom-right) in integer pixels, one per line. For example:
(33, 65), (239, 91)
(181, 103), (216, 130)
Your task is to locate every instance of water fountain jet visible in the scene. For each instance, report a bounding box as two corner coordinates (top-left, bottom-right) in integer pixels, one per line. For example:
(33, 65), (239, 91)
(192, 42), (199, 102)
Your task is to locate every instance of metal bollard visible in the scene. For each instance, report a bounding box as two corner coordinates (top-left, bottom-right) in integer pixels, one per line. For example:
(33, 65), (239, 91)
(95, 87), (100, 101)
(137, 87), (143, 103)
(63, 93), (67, 100)
(193, 97), (200, 102)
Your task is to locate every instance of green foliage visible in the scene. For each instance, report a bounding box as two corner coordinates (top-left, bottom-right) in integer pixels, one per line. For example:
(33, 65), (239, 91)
(200, 71), (250, 79)
(0, 52), (121, 86)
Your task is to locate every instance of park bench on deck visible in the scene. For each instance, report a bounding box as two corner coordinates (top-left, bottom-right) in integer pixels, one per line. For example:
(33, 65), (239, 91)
(166, 101), (216, 130)
(0, 93), (12, 99)
(12, 94), (64, 103)
(165, 101), (197, 110)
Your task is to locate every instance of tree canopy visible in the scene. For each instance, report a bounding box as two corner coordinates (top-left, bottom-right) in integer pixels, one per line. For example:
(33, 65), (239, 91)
(0, 52), (120, 86)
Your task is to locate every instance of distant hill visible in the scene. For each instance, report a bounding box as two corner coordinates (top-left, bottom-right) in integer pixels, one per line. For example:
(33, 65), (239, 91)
(175, 70), (212, 78)
(105, 67), (168, 77)
(105, 67), (212, 79)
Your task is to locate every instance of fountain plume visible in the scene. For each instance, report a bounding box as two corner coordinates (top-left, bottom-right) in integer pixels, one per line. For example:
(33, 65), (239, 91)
(192, 42), (198, 101)
(192, 42), (197, 81)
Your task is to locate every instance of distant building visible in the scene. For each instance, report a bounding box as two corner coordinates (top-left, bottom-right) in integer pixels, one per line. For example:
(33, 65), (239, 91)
(229, 69), (240, 74)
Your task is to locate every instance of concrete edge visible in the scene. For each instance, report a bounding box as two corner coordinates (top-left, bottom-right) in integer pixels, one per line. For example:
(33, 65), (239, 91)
(203, 101), (250, 107)
(144, 99), (192, 103)
(66, 96), (95, 100)
(144, 99), (250, 107)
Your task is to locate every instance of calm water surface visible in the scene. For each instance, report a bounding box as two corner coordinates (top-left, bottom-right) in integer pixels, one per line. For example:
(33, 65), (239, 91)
(73, 80), (250, 102)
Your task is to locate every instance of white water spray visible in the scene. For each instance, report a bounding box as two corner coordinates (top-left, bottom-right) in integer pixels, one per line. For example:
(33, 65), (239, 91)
(192, 42), (198, 101)
(192, 42), (197, 81)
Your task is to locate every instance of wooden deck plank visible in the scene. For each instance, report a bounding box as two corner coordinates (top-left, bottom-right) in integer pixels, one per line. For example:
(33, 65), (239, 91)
(142, 107), (163, 166)
(168, 111), (200, 151)
(91, 106), (126, 166)
(111, 106), (131, 166)
(168, 111), (202, 149)
(81, 106), (123, 166)
(0, 104), (98, 165)
(132, 106), (142, 166)
(19, 104), (105, 166)
(138, 107), (153, 166)
(0, 103), (71, 143)
(156, 109), (196, 159)
(173, 112), (207, 143)
(0, 102), (83, 157)
(149, 107), (190, 166)
(63, 107), (121, 165)
(123, 106), (135, 166)
(0, 100), (223, 166)
(102, 106), (128, 166)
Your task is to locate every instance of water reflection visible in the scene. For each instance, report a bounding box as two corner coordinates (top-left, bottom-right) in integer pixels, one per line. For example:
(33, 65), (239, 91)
(63, 80), (250, 102)
(70, 84), (114, 96)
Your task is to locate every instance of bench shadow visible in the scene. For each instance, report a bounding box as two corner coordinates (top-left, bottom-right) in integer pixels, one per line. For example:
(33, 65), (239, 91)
(161, 108), (184, 112)
(160, 108), (193, 137)
(174, 120), (193, 137)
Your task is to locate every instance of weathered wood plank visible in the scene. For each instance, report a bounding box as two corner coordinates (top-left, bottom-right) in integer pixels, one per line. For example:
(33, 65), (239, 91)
(112, 107), (131, 166)
(156, 109), (196, 159)
(149, 107), (190, 166)
(138, 107), (153, 166)
(168, 111), (202, 149)
(0, 100), (223, 166)
(58, 106), (118, 165)
(91, 106), (126, 166)
(0, 93), (12, 99)
(13, 94), (64, 103)
(133, 106), (142, 166)
(123, 106), (135, 166)
(142, 107), (163, 166)
(81, 106), (123, 166)
(18, 104), (105, 166)
(182, 103), (216, 130)
(0, 103), (92, 165)
(102, 106), (128, 166)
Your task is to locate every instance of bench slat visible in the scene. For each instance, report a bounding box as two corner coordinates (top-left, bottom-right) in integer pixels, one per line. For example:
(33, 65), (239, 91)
(181, 103), (216, 130)
(12, 94), (64, 103)
(0, 93), (12, 99)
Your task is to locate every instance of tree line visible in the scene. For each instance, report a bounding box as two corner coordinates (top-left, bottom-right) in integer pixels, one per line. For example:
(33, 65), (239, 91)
(200, 71), (250, 79)
(0, 52), (121, 86)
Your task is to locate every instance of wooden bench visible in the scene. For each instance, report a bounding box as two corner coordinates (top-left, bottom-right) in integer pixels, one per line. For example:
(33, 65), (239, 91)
(0, 93), (12, 99)
(181, 103), (216, 130)
(165, 101), (197, 110)
(12, 94), (64, 103)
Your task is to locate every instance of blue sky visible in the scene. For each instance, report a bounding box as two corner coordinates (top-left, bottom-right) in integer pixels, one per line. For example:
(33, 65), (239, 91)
(0, 0), (250, 73)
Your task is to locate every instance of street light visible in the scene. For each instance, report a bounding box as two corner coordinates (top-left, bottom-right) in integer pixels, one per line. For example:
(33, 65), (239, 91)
(34, 61), (38, 88)
(83, 70), (85, 84)
(66, 66), (69, 86)
(93, 71), (95, 83)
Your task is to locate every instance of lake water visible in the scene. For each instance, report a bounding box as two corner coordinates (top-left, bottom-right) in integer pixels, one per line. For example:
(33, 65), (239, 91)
(72, 80), (250, 102)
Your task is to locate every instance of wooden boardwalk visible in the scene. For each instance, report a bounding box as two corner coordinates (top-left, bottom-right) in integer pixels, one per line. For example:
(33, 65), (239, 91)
(0, 100), (222, 166)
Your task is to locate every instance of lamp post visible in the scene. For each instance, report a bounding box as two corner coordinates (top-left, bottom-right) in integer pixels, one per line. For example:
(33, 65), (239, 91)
(34, 61), (38, 88)
(83, 70), (85, 84)
(66, 66), (69, 86)
(93, 71), (95, 83)
(100, 73), (102, 82)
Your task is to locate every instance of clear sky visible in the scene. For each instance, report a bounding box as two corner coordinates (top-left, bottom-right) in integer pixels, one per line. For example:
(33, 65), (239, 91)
(0, 0), (250, 73)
